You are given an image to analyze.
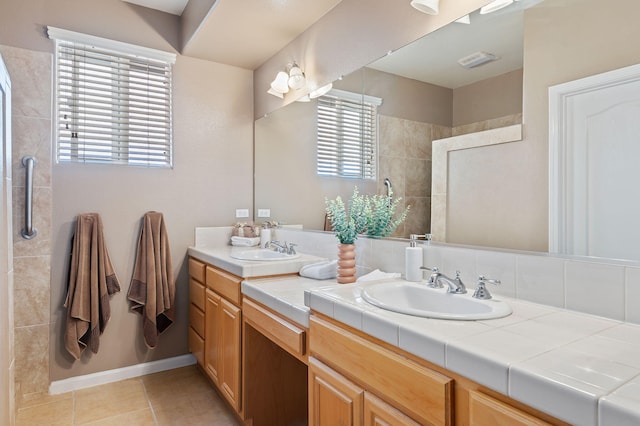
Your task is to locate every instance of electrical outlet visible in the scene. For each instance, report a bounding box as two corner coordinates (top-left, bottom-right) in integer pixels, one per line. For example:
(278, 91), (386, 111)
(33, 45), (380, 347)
(235, 209), (249, 218)
(258, 209), (271, 218)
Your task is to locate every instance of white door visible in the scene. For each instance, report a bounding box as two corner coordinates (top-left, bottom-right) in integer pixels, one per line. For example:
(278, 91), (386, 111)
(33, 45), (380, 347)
(550, 64), (640, 261)
(0, 54), (13, 426)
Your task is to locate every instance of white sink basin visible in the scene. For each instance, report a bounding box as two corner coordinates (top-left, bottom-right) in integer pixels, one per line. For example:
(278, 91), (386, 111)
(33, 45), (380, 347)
(360, 281), (511, 320)
(229, 248), (301, 261)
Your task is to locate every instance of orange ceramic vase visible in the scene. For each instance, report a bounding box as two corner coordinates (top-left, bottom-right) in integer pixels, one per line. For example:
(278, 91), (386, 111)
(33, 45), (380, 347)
(337, 244), (356, 284)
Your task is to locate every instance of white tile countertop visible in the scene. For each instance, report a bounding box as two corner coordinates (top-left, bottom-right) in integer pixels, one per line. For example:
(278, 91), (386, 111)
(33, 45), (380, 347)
(187, 245), (326, 278)
(240, 274), (640, 426)
(242, 275), (335, 328)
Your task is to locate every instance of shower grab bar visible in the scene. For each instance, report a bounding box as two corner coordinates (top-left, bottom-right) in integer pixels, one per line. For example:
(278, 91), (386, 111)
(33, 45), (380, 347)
(21, 156), (37, 240)
(384, 178), (393, 207)
(384, 178), (392, 197)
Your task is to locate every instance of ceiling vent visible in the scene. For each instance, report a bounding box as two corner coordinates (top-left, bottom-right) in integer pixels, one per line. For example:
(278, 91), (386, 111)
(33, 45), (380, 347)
(457, 51), (498, 68)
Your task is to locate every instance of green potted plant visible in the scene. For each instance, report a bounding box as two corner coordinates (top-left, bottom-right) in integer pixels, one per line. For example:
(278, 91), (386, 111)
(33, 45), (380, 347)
(364, 190), (410, 238)
(325, 188), (368, 283)
(325, 187), (411, 283)
(325, 187), (368, 244)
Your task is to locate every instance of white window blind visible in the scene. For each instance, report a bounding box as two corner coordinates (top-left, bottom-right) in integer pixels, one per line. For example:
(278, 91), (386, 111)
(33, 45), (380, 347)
(317, 89), (382, 179)
(48, 27), (176, 167)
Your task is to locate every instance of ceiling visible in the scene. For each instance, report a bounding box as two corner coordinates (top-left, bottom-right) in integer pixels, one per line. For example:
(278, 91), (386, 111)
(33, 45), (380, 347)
(368, 0), (543, 89)
(123, 0), (343, 70)
(123, 0), (189, 15)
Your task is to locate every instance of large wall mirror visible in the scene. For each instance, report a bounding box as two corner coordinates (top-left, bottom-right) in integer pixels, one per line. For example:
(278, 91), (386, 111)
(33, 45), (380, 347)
(255, 0), (640, 263)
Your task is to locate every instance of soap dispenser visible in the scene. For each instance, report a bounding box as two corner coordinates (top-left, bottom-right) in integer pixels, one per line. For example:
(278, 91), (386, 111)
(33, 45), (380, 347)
(405, 234), (429, 282)
(260, 223), (272, 248)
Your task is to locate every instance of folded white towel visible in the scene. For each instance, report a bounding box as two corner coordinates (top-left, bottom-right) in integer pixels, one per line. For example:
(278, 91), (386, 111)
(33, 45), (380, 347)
(356, 269), (401, 282)
(299, 260), (337, 280)
(230, 236), (260, 247)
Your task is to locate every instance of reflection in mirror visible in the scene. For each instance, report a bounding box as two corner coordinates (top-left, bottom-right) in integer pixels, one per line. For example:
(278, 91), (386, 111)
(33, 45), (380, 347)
(255, 1), (532, 238)
(255, 68), (379, 232)
(255, 0), (640, 263)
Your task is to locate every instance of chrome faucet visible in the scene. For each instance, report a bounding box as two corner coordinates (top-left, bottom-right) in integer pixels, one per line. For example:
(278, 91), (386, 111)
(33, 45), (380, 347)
(420, 267), (467, 294)
(266, 240), (297, 255)
(472, 275), (501, 300)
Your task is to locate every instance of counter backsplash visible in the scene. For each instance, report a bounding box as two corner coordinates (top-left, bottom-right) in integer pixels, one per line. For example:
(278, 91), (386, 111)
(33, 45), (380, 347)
(194, 227), (640, 325)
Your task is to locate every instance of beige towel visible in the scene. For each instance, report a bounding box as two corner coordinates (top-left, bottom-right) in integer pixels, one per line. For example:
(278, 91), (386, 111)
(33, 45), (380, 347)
(64, 213), (121, 360)
(127, 211), (175, 348)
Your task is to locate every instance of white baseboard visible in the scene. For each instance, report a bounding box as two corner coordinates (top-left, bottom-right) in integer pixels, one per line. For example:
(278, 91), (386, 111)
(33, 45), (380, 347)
(49, 354), (196, 395)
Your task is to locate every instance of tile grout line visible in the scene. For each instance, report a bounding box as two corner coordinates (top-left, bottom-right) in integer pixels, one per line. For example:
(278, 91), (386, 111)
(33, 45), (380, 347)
(140, 377), (160, 426)
(71, 390), (76, 426)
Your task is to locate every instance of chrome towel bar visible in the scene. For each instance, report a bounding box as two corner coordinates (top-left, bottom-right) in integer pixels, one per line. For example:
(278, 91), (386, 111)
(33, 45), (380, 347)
(21, 156), (37, 239)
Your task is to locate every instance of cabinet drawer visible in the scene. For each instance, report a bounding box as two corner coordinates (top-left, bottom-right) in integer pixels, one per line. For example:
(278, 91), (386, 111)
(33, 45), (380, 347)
(188, 257), (206, 282)
(188, 326), (204, 367)
(310, 317), (453, 426)
(189, 278), (205, 311)
(469, 391), (552, 426)
(206, 265), (242, 306)
(189, 303), (205, 338)
(364, 392), (420, 426)
(243, 298), (306, 358)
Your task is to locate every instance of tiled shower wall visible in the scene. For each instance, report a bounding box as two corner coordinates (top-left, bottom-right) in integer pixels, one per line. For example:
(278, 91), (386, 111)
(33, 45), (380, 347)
(0, 45), (53, 406)
(377, 114), (451, 237)
(0, 51), (16, 426)
(377, 113), (522, 239)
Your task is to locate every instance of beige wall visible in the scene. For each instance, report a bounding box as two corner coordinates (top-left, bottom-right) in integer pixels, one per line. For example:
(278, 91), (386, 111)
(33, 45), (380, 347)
(453, 69), (523, 127)
(51, 54), (253, 381)
(0, 0), (180, 54)
(445, 0), (640, 251)
(363, 68), (453, 126)
(0, 0), (254, 390)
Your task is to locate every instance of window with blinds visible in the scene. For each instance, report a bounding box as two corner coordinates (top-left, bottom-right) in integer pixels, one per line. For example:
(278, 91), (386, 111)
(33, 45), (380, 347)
(317, 89), (381, 179)
(48, 27), (175, 167)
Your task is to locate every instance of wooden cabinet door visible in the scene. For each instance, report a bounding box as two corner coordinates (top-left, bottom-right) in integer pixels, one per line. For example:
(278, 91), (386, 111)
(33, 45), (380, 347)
(188, 327), (204, 367)
(220, 297), (242, 412)
(204, 289), (222, 386)
(364, 393), (420, 426)
(469, 391), (551, 426)
(309, 357), (364, 426)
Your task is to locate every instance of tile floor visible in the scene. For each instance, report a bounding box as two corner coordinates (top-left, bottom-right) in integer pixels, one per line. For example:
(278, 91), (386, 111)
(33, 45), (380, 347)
(15, 366), (241, 425)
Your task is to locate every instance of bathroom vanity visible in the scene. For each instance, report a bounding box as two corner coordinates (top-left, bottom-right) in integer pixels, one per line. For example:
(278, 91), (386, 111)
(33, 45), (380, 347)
(187, 243), (327, 425)
(187, 228), (640, 426)
(187, 251), (560, 425)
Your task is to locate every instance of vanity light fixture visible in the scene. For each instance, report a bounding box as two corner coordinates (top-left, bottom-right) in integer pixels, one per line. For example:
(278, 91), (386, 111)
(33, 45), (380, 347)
(268, 62), (308, 98)
(410, 0), (439, 15)
(455, 14), (471, 24)
(480, 0), (513, 14)
(309, 83), (333, 99)
(267, 87), (284, 99)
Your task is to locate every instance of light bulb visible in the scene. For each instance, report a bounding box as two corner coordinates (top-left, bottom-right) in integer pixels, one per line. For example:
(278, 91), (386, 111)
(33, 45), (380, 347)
(410, 0), (439, 15)
(309, 83), (333, 99)
(288, 64), (306, 90)
(267, 87), (284, 98)
(480, 0), (513, 14)
(270, 71), (289, 94)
